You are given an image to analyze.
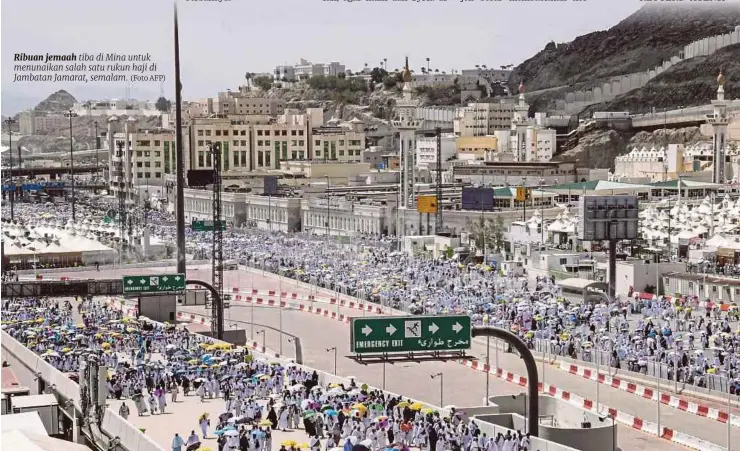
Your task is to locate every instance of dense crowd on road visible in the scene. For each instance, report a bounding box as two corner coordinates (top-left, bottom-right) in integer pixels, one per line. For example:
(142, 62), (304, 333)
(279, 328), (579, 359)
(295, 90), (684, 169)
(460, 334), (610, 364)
(4, 200), (740, 395)
(3, 295), (537, 451)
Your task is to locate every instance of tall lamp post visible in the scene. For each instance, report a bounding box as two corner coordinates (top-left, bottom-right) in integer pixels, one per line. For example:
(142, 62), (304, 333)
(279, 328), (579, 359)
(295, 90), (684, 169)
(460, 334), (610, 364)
(430, 372), (444, 407)
(256, 329), (266, 351)
(539, 177), (545, 245)
(94, 120), (100, 175)
(5, 118), (16, 220)
(326, 347), (337, 375)
(325, 175), (331, 239)
(66, 110), (77, 221)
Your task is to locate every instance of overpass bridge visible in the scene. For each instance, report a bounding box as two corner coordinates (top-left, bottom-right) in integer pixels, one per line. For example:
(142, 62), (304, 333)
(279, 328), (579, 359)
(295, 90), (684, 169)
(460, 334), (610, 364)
(5, 165), (102, 178)
(20, 148), (109, 162)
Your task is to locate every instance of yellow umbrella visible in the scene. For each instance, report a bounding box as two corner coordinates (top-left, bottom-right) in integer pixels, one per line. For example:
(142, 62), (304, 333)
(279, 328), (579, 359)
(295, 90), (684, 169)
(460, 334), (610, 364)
(211, 363), (221, 368)
(199, 364), (209, 369)
(351, 403), (367, 411)
(258, 420), (272, 427)
(62, 347), (72, 353)
(94, 333), (103, 339)
(421, 408), (436, 414)
(410, 402), (423, 411)
(281, 440), (297, 447)
(76, 323), (86, 328)
(297, 443), (310, 449)
(397, 401), (410, 408)
(188, 359), (198, 365)
(101, 342), (112, 349)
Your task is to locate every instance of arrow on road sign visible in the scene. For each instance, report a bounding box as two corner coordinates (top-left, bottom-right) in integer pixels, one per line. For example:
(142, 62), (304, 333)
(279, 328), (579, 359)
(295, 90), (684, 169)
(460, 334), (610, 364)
(175, 276), (181, 281)
(452, 322), (463, 333)
(127, 279), (133, 285)
(385, 324), (397, 336)
(139, 279), (146, 284)
(429, 323), (439, 334)
(162, 276), (169, 282)
(362, 325), (373, 336)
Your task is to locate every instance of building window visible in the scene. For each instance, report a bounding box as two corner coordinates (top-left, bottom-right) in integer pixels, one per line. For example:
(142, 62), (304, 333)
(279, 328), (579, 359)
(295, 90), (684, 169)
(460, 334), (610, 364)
(154, 151), (161, 157)
(216, 130), (221, 136)
(339, 140), (345, 146)
(281, 130), (287, 136)
(155, 172), (162, 178)
(241, 140), (246, 146)
(258, 140), (264, 146)
(233, 140), (239, 146)
(155, 161), (161, 167)
(257, 130), (263, 136)
(205, 130), (212, 136)
(136, 151), (143, 157)
(292, 140), (297, 146)
(291, 130), (297, 136)
(198, 130), (204, 136)
(315, 140), (320, 146)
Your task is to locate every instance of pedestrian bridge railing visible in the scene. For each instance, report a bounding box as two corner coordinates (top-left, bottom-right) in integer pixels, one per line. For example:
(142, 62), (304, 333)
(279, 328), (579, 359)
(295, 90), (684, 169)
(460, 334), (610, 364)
(0, 331), (165, 451)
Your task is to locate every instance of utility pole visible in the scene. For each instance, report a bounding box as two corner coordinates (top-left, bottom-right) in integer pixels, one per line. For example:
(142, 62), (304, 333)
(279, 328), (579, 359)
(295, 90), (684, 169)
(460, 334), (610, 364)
(211, 142), (224, 339)
(116, 141), (127, 262)
(435, 127), (443, 233)
(66, 110), (77, 221)
(94, 121), (100, 175)
(5, 118), (16, 221)
(325, 176), (331, 239)
(173, 3), (187, 275)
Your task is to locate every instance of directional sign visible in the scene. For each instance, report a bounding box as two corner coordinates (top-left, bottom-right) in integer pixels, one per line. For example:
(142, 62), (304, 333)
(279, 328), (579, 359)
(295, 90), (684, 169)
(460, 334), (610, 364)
(350, 315), (472, 354)
(122, 274), (186, 293)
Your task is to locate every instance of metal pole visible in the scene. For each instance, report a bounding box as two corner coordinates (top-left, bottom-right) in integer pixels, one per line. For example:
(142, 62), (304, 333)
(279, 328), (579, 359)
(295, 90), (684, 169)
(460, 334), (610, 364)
(485, 336), (490, 405)
(68, 110), (76, 222)
(657, 364), (661, 436)
(174, 3), (187, 275)
(334, 348), (337, 375)
(5, 118), (15, 221)
(728, 380), (732, 451)
(94, 121), (100, 176)
(326, 176), (330, 239)
(382, 360), (386, 390)
(596, 337), (600, 413)
(440, 373), (444, 407)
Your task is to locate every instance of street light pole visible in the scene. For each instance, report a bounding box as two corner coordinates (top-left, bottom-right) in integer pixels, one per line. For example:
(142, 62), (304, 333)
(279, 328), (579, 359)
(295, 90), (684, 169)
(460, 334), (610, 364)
(485, 336), (491, 405)
(94, 120), (100, 175)
(325, 176), (331, 239)
(256, 329), (265, 351)
(5, 118), (16, 221)
(327, 347), (337, 375)
(66, 110), (77, 221)
(431, 372), (443, 407)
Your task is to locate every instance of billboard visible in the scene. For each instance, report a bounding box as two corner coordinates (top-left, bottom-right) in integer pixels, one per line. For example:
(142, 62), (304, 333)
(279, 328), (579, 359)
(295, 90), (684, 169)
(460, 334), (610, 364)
(417, 195), (437, 214)
(577, 195), (639, 241)
(263, 175), (278, 196)
(187, 169), (214, 187)
(461, 187), (494, 211)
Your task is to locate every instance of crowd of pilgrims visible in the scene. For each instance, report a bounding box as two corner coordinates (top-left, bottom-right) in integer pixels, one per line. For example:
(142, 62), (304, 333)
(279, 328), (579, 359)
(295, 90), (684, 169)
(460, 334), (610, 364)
(2, 295), (535, 451)
(5, 201), (740, 394)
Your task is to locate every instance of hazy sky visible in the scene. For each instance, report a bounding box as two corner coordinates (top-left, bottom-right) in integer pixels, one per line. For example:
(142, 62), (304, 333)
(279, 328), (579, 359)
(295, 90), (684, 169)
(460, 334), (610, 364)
(1, 0), (644, 115)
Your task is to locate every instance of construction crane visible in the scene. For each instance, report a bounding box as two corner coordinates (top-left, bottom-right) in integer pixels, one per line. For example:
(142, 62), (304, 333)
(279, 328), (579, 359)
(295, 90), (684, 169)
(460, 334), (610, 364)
(210, 142), (224, 338)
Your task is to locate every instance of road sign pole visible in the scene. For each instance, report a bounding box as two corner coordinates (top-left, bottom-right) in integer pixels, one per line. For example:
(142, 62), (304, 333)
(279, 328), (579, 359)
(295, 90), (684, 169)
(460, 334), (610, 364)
(485, 336), (490, 405)
(382, 360), (386, 390)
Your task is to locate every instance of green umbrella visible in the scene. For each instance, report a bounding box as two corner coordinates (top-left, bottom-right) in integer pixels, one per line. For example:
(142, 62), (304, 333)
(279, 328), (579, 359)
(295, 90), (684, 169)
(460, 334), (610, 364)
(320, 405), (332, 411)
(303, 410), (317, 419)
(369, 403), (384, 412)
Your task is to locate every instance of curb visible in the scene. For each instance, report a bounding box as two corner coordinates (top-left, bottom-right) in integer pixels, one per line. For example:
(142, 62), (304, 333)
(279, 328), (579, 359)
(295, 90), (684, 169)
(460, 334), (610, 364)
(561, 361), (738, 428)
(458, 360), (725, 451)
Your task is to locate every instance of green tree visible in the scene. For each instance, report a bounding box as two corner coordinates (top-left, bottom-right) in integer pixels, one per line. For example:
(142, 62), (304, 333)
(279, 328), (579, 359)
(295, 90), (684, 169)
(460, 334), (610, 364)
(465, 215), (506, 254)
(370, 67), (388, 84)
(155, 96), (171, 112)
(253, 75), (274, 91)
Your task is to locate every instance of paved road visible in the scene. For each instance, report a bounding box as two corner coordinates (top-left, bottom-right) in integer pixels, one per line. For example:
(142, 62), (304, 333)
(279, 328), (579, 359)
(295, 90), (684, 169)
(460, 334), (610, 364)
(60, 266), (738, 449)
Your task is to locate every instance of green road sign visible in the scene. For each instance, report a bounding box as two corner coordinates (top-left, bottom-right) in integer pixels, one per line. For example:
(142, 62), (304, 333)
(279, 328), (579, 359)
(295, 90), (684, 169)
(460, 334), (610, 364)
(350, 315), (472, 354)
(122, 274), (186, 293)
(191, 220), (226, 232)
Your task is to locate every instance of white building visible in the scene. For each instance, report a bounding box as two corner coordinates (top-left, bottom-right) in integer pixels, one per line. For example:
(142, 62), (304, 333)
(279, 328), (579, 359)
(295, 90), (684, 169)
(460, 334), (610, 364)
(415, 133), (456, 170)
(245, 194), (302, 232)
(301, 197), (390, 237)
(183, 189), (248, 226)
(409, 73), (457, 88)
(508, 85), (556, 162)
(274, 59), (346, 81)
(614, 145), (685, 182)
(454, 100), (519, 137)
(73, 99), (159, 117)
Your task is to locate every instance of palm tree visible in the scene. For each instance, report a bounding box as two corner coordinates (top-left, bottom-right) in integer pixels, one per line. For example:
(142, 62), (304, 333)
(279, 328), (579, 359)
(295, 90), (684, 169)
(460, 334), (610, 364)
(244, 72), (253, 88)
(383, 58), (387, 70)
(434, 69), (439, 73)
(475, 65), (480, 69)
(426, 57), (430, 71)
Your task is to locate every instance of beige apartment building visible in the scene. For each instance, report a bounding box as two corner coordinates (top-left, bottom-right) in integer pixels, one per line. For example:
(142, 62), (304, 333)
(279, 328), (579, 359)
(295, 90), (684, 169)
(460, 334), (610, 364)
(187, 110), (363, 174)
(107, 115), (181, 203)
(453, 101), (520, 137)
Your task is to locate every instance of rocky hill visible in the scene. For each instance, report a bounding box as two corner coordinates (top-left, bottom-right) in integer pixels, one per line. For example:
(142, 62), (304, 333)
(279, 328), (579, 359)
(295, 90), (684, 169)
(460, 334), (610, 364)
(510, 3), (740, 93)
(581, 43), (740, 115)
(34, 89), (77, 114)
